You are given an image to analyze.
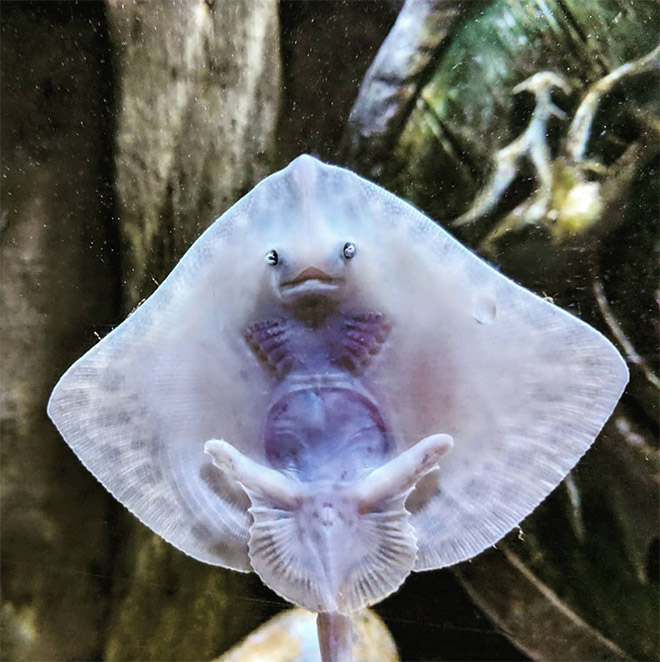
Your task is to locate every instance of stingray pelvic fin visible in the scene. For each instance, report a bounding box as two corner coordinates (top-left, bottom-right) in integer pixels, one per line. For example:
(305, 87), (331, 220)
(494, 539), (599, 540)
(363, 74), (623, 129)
(205, 434), (452, 614)
(348, 434), (453, 507)
(204, 439), (302, 508)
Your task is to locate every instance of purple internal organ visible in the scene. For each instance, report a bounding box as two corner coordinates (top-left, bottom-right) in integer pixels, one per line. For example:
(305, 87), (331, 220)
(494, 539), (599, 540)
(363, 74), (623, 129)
(264, 387), (390, 482)
(245, 312), (392, 482)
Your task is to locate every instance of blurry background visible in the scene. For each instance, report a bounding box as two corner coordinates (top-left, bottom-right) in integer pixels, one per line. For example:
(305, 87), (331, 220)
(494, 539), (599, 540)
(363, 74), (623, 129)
(1, 1), (657, 660)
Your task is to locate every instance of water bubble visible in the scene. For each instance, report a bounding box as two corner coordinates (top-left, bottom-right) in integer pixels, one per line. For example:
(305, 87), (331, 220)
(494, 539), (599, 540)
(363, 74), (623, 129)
(473, 294), (497, 324)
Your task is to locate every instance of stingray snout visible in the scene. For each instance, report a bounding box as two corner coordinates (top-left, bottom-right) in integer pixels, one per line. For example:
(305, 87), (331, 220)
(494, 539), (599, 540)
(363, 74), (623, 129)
(288, 266), (334, 285)
(279, 264), (345, 306)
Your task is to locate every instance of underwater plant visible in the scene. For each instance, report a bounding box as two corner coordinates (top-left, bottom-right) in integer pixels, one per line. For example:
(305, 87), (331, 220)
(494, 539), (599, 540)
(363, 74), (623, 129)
(453, 44), (660, 248)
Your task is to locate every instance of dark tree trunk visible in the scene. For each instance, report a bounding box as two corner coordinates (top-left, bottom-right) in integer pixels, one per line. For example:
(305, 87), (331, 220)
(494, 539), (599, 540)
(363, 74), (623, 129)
(103, 2), (282, 660)
(1, 2), (281, 660)
(1, 4), (117, 660)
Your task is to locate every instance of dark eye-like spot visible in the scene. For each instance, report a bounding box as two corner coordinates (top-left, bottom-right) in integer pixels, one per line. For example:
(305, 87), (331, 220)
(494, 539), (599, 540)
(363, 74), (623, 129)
(343, 242), (356, 260)
(265, 249), (279, 266)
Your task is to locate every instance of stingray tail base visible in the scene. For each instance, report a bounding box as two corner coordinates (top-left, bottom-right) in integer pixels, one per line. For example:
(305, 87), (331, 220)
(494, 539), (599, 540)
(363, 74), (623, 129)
(204, 434), (453, 614)
(317, 612), (354, 662)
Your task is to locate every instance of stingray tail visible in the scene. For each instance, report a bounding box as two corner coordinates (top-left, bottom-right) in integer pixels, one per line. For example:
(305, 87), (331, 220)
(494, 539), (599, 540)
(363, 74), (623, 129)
(317, 612), (354, 662)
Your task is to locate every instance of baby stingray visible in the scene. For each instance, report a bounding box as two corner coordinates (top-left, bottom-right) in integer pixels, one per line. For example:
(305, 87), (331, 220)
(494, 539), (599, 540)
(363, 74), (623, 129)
(48, 155), (628, 662)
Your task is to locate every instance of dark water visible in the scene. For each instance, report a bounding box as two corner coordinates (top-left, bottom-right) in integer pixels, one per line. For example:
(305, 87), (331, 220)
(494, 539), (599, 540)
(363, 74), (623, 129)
(1, 1), (657, 661)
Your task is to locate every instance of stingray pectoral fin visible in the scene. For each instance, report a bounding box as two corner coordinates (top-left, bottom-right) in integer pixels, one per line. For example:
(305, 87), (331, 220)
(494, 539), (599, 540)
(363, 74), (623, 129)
(351, 434), (454, 509)
(204, 439), (301, 508)
(246, 481), (419, 615)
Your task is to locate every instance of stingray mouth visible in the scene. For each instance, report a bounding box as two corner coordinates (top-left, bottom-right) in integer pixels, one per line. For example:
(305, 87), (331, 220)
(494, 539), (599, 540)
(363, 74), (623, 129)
(280, 267), (342, 297)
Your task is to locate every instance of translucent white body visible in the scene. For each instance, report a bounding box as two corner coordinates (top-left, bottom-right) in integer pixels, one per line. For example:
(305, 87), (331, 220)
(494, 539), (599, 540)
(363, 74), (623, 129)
(48, 156), (628, 653)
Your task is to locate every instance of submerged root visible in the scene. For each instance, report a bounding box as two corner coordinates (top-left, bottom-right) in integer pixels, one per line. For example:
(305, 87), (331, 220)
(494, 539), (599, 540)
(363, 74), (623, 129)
(453, 43), (660, 249)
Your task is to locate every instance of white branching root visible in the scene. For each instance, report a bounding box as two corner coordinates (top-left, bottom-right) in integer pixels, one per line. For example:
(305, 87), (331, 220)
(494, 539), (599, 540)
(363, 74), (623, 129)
(454, 43), (660, 248)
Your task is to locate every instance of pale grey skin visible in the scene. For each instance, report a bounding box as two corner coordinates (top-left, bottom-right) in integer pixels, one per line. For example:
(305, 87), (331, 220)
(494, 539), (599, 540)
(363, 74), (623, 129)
(48, 156), (628, 662)
(206, 260), (456, 621)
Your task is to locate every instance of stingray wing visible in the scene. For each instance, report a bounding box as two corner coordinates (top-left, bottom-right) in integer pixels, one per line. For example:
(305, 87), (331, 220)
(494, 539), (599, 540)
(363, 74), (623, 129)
(49, 155), (628, 580)
(340, 171), (629, 571)
(47, 192), (280, 571)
